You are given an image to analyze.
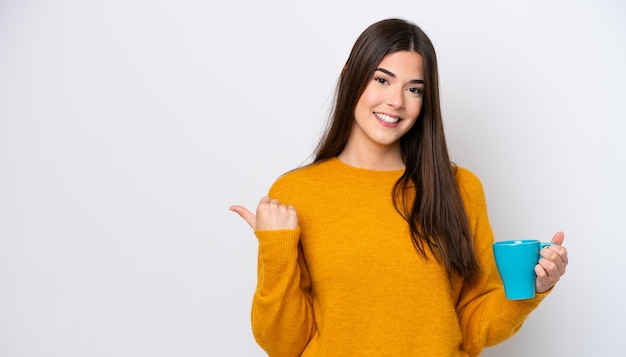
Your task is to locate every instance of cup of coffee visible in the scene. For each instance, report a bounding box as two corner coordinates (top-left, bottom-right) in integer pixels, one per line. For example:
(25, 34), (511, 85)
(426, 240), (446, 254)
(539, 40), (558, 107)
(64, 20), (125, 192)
(492, 239), (555, 300)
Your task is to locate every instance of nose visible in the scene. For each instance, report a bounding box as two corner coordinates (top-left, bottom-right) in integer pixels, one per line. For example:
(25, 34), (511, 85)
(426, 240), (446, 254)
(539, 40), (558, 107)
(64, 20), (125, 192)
(386, 87), (404, 109)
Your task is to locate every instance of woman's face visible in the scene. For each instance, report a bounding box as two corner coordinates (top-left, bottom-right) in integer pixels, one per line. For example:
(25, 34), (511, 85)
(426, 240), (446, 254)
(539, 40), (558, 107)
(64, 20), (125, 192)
(350, 50), (425, 152)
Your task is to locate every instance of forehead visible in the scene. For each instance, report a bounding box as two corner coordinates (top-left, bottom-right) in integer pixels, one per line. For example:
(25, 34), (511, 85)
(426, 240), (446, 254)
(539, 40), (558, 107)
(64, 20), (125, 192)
(377, 51), (424, 77)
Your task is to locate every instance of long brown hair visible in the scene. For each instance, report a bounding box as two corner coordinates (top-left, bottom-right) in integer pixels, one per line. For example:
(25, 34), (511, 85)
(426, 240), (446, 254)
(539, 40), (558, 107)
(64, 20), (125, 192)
(314, 18), (480, 282)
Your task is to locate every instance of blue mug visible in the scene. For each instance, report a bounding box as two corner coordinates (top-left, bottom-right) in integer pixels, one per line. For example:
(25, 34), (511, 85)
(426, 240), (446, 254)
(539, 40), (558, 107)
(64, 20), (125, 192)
(492, 239), (555, 300)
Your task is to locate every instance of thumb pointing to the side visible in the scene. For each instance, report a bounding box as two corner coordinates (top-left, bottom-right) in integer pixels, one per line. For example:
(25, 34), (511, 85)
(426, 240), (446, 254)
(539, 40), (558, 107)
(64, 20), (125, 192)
(229, 205), (256, 230)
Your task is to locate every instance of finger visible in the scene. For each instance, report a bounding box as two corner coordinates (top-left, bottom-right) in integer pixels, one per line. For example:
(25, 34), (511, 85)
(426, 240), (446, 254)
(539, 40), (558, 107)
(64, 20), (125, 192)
(269, 198), (281, 208)
(550, 231), (565, 245)
(229, 205), (256, 230)
(542, 244), (568, 274)
(535, 258), (562, 293)
(538, 256), (560, 275)
(255, 197), (300, 230)
(535, 263), (549, 280)
(256, 196), (271, 209)
(537, 255), (563, 286)
(284, 204), (299, 229)
(534, 263), (553, 293)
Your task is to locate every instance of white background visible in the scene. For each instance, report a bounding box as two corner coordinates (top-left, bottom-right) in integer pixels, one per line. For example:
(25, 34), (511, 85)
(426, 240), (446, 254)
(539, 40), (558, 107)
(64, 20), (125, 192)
(1, 0), (624, 356)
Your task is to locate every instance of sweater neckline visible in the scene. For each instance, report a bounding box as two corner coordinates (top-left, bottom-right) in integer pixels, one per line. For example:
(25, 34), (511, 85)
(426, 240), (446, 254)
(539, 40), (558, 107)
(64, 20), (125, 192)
(327, 157), (405, 180)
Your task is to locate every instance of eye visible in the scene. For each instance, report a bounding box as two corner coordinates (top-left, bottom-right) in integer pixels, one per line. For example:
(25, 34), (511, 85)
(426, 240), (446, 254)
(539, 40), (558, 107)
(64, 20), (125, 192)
(407, 87), (424, 96)
(374, 77), (389, 85)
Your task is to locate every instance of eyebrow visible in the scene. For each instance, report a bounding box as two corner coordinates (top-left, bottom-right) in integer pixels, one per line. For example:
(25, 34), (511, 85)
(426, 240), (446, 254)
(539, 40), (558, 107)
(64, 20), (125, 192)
(375, 67), (424, 84)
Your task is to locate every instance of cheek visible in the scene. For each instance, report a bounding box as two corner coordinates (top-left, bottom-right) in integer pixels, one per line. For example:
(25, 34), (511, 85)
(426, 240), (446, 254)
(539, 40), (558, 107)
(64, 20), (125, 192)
(357, 86), (381, 109)
(407, 100), (423, 118)
(354, 92), (376, 121)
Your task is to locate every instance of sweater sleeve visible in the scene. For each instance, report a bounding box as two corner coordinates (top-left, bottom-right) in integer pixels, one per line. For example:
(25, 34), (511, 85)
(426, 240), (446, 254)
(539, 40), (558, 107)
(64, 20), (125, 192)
(454, 168), (550, 356)
(250, 179), (316, 356)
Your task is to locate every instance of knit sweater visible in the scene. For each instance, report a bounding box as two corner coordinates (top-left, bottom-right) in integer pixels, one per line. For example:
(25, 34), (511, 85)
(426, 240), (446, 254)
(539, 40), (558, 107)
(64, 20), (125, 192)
(252, 157), (548, 356)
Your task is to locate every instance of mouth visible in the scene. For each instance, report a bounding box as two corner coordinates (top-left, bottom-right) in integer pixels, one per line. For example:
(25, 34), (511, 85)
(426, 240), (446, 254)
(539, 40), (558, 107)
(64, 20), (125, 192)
(374, 112), (401, 124)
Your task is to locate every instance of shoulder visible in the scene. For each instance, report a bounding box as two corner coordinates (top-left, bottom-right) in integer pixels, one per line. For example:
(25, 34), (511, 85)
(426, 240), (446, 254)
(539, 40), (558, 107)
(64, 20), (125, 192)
(453, 166), (495, 250)
(267, 159), (334, 199)
(454, 166), (484, 192)
(453, 166), (487, 209)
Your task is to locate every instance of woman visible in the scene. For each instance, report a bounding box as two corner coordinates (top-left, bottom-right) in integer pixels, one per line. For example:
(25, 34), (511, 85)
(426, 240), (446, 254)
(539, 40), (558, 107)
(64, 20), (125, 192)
(230, 18), (568, 356)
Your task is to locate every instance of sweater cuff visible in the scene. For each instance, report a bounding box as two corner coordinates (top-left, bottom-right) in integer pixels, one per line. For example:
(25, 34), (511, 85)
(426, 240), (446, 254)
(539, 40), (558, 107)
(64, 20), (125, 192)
(254, 228), (301, 295)
(254, 228), (301, 268)
(496, 285), (552, 328)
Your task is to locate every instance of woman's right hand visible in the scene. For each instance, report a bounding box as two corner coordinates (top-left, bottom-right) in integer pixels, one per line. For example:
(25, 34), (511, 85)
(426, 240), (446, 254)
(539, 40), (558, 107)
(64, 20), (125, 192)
(229, 197), (299, 231)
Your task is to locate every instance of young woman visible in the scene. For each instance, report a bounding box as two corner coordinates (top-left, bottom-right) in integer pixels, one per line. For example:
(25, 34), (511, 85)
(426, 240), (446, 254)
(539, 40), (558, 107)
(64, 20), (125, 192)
(230, 18), (568, 356)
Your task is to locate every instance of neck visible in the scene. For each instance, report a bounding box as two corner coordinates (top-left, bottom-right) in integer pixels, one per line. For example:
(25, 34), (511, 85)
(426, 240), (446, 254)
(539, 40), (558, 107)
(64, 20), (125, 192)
(337, 142), (404, 170)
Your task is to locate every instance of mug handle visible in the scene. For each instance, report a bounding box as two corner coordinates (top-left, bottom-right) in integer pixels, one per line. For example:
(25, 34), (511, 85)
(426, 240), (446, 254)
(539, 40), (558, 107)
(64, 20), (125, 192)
(540, 242), (556, 249)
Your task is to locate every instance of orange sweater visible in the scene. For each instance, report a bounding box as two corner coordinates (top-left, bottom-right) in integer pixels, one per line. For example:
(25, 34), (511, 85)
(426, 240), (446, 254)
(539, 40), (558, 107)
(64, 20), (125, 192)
(252, 158), (548, 356)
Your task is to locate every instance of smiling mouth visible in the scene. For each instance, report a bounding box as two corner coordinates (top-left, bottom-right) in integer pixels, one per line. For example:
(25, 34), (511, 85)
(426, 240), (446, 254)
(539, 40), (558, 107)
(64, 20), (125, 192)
(374, 112), (400, 124)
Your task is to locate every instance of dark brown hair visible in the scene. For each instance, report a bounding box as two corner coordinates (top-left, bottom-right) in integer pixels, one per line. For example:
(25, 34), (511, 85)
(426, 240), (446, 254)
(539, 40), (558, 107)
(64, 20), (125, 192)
(314, 18), (480, 282)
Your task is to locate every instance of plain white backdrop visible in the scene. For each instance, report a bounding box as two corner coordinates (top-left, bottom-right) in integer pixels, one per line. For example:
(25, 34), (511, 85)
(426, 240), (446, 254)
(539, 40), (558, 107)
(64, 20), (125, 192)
(1, 0), (624, 356)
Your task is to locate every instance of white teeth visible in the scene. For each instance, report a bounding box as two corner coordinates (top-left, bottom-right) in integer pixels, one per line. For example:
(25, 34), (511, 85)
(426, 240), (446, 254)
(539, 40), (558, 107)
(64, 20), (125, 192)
(375, 113), (400, 123)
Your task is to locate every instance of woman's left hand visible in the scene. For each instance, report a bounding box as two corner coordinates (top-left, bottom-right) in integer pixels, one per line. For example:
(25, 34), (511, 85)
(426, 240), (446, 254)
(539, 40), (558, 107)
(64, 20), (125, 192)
(535, 231), (568, 293)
